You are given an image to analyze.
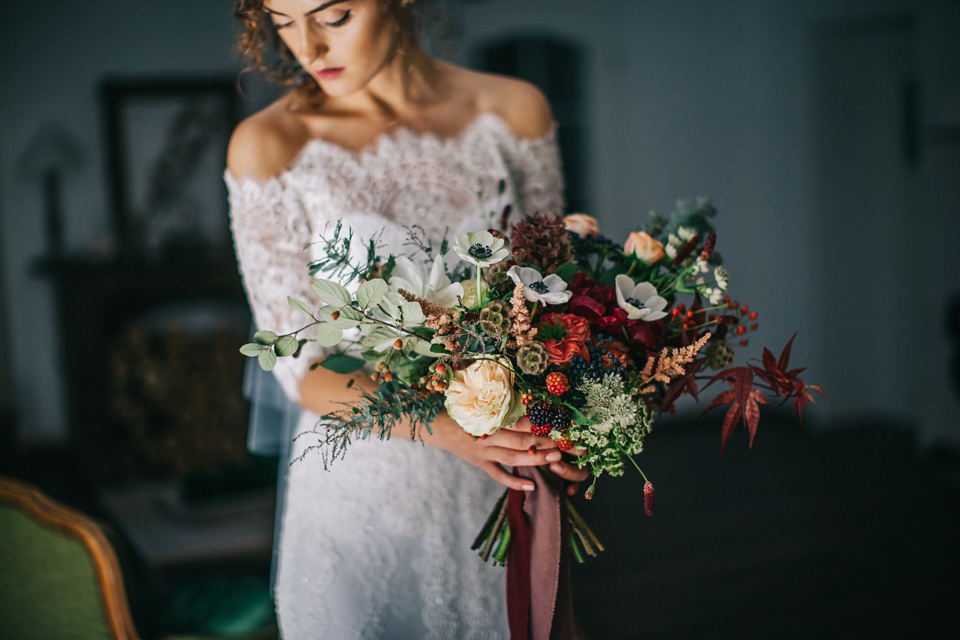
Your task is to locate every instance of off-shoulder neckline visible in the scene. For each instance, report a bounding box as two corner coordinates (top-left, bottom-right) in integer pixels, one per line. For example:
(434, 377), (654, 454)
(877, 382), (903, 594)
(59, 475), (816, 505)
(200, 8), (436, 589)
(224, 111), (557, 190)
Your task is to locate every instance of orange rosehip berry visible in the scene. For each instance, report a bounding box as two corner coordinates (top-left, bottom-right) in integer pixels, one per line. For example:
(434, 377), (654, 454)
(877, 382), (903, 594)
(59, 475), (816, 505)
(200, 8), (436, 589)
(436, 363), (447, 374)
(371, 372), (380, 382)
(331, 310), (340, 320)
(685, 310), (695, 319)
(677, 303), (686, 313)
(741, 305), (749, 314)
(751, 323), (758, 330)
(736, 326), (746, 336)
(383, 372), (394, 382)
(723, 296), (731, 305)
(393, 338), (403, 349)
(520, 392), (534, 406)
(739, 338), (749, 347)
(749, 311), (758, 320)
(670, 308), (680, 318)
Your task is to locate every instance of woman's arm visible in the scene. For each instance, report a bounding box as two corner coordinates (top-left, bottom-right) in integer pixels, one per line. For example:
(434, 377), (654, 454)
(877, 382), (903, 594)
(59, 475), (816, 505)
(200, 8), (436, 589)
(297, 364), (584, 492)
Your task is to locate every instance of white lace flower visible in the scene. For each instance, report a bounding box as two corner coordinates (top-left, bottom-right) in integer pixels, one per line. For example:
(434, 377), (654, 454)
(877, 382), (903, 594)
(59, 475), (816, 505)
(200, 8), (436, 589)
(506, 265), (571, 305)
(705, 287), (723, 305)
(453, 230), (509, 268)
(714, 266), (729, 291)
(614, 275), (668, 321)
(389, 256), (463, 309)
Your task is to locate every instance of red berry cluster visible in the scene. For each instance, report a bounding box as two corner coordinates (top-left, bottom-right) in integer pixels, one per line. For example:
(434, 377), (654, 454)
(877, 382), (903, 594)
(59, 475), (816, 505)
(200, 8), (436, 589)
(545, 372), (569, 396)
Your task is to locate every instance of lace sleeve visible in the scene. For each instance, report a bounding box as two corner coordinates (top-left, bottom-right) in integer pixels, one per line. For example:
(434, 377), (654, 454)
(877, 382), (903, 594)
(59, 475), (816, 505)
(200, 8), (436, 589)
(226, 170), (329, 403)
(507, 129), (566, 218)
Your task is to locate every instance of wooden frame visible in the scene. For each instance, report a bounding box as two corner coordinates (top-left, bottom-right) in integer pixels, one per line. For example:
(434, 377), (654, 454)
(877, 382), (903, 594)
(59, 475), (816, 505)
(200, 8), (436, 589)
(0, 476), (141, 640)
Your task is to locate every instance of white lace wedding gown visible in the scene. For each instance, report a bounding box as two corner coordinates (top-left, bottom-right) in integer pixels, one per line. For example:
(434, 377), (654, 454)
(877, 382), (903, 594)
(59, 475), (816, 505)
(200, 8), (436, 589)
(227, 112), (564, 639)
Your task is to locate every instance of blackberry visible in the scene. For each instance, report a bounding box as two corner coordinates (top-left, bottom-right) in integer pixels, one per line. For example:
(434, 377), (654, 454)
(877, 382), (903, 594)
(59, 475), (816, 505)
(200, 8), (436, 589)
(528, 401), (552, 428)
(551, 405), (572, 431)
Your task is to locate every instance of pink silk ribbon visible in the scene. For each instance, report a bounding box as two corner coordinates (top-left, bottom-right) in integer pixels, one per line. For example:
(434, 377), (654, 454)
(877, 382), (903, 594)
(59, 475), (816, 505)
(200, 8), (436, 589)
(506, 466), (576, 640)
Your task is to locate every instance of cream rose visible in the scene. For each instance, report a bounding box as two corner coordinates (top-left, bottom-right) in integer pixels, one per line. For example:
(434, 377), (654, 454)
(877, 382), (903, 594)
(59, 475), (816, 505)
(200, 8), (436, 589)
(624, 231), (665, 264)
(444, 359), (522, 437)
(564, 213), (600, 237)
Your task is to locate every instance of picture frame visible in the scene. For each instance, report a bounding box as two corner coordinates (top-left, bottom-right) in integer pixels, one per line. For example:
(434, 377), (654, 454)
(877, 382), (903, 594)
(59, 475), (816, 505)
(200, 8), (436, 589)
(100, 76), (240, 260)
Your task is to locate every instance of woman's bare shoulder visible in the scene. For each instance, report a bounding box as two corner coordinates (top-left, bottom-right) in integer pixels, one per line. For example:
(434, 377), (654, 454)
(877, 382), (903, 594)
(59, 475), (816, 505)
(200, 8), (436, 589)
(447, 66), (554, 140)
(227, 94), (312, 181)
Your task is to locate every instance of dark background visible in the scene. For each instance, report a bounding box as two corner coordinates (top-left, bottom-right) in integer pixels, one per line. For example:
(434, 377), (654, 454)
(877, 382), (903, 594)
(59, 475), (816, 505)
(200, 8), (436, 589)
(1, 1), (958, 638)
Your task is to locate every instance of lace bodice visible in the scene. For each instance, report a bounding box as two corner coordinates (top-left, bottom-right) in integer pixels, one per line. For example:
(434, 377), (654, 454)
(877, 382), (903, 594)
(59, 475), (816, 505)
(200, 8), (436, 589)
(227, 111), (564, 640)
(227, 112), (564, 402)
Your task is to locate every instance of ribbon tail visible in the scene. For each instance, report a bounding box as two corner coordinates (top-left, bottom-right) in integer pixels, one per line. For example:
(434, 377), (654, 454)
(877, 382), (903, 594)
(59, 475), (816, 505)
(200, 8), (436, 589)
(506, 466), (576, 640)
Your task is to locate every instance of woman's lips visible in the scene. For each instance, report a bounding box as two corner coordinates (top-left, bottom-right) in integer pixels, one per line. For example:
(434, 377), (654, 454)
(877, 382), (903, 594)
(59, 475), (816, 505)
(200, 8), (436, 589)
(316, 67), (345, 81)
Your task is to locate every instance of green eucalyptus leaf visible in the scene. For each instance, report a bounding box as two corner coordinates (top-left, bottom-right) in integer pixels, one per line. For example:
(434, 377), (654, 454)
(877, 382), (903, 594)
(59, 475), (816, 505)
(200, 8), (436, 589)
(288, 296), (314, 317)
(430, 343), (449, 354)
(412, 338), (442, 358)
(400, 301), (425, 326)
(314, 323), (344, 347)
(275, 335), (299, 357)
(239, 343), (263, 357)
(254, 330), (278, 346)
(320, 353), (365, 374)
(318, 305), (362, 329)
(356, 279), (388, 309)
(361, 326), (399, 350)
(361, 348), (382, 363)
(258, 349), (277, 371)
(310, 278), (352, 307)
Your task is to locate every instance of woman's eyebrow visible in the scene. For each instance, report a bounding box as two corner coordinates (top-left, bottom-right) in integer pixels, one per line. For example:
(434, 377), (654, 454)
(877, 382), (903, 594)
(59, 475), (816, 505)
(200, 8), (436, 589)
(264, 0), (347, 18)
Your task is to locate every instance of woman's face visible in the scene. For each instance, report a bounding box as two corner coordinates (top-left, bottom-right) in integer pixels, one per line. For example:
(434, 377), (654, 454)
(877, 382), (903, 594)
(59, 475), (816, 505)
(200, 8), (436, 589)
(263, 0), (398, 97)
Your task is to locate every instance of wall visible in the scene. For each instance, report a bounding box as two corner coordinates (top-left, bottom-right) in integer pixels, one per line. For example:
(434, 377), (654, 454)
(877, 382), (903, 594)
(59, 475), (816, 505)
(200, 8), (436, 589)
(1, 0), (958, 446)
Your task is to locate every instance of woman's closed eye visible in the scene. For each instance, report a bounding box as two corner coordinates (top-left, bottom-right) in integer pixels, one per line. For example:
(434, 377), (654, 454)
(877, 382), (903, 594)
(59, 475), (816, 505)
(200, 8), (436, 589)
(324, 9), (351, 27)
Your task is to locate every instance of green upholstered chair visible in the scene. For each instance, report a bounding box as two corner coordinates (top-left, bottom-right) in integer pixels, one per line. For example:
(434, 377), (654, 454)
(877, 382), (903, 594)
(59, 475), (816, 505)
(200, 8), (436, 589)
(0, 475), (142, 640)
(0, 476), (279, 640)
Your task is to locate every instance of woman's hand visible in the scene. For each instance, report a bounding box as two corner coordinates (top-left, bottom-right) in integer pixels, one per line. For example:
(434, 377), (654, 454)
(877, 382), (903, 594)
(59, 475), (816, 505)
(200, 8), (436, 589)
(425, 413), (589, 494)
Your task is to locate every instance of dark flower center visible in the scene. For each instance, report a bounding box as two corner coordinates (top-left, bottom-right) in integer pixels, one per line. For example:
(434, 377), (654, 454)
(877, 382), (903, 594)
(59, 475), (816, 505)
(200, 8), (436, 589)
(626, 297), (646, 309)
(529, 281), (550, 294)
(468, 243), (493, 260)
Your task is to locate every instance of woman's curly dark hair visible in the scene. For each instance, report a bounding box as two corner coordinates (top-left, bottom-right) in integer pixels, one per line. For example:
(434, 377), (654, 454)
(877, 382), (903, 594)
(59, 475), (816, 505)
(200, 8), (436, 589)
(234, 0), (434, 97)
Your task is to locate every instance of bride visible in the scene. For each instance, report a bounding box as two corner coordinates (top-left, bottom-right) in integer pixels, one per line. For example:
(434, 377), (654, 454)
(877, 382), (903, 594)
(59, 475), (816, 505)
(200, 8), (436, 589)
(226, 1), (587, 637)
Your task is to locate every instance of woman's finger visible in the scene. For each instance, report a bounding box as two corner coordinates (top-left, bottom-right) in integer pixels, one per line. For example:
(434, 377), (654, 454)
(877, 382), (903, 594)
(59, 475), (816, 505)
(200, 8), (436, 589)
(482, 462), (535, 492)
(549, 461), (589, 483)
(488, 428), (556, 452)
(487, 446), (562, 468)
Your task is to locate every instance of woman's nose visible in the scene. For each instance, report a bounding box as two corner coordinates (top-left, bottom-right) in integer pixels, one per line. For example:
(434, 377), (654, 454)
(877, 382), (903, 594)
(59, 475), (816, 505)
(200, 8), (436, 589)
(297, 23), (328, 65)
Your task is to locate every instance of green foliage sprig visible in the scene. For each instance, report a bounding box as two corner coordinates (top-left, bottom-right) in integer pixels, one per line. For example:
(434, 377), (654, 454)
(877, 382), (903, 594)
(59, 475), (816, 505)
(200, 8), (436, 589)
(291, 380), (446, 469)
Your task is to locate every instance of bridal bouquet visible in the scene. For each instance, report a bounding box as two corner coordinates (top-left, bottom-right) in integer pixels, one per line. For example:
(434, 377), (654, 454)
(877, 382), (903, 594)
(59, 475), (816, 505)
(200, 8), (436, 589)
(241, 197), (822, 564)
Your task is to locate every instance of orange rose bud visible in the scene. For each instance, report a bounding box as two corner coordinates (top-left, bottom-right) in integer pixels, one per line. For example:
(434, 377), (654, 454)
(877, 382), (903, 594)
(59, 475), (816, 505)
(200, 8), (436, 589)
(564, 213), (600, 237)
(624, 231), (665, 264)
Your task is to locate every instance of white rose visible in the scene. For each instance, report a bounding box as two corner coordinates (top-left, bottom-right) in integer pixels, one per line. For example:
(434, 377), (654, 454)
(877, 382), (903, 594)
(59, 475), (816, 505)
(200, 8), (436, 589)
(444, 359), (521, 437)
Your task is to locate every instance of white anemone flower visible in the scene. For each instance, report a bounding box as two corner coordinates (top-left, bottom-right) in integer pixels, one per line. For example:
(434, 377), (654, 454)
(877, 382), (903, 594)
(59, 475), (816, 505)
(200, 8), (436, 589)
(389, 256), (463, 309)
(614, 275), (668, 321)
(453, 230), (509, 268)
(507, 265), (572, 305)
